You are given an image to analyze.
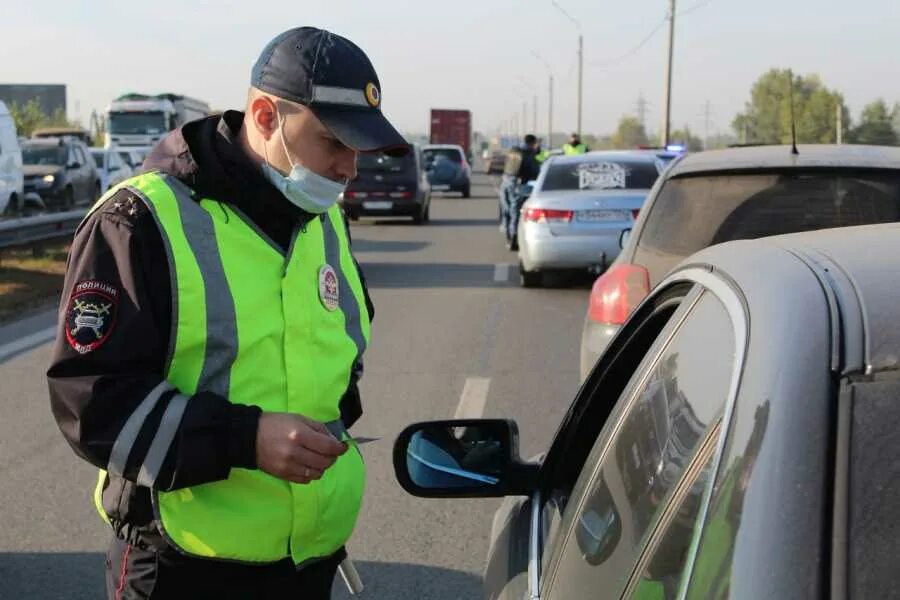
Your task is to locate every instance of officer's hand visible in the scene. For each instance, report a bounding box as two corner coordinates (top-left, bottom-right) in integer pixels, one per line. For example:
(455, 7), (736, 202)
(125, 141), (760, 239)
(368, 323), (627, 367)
(256, 413), (348, 485)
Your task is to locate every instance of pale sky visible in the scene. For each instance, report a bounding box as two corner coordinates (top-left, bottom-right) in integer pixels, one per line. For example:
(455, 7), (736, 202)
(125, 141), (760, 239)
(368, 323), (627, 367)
(4, 0), (899, 140)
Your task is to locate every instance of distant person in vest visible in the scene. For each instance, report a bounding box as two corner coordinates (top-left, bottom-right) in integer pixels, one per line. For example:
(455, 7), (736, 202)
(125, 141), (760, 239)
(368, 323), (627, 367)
(46, 26), (406, 599)
(563, 132), (589, 155)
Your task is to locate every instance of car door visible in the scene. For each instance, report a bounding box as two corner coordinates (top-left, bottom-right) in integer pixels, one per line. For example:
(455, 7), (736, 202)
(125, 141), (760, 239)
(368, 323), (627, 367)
(107, 151), (123, 186)
(536, 277), (745, 600)
(72, 145), (91, 202)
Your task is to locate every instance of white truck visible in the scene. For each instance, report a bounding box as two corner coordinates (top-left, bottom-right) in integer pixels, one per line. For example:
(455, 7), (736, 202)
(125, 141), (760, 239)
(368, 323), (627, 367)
(104, 93), (211, 157)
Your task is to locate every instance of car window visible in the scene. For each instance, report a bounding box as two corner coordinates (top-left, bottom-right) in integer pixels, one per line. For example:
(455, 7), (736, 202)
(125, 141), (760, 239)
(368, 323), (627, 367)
(424, 148), (462, 163)
(356, 152), (414, 173)
(544, 292), (736, 600)
(633, 170), (900, 284)
(74, 146), (87, 167)
(91, 151), (105, 169)
(541, 158), (660, 192)
(624, 450), (716, 599)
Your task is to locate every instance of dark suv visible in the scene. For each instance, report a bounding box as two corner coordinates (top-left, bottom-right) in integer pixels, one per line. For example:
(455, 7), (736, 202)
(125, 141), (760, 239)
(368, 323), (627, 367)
(22, 137), (101, 210)
(341, 144), (431, 224)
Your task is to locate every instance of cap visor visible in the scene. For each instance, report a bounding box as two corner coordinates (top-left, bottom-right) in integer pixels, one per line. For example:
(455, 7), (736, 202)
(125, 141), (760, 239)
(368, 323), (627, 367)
(313, 106), (409, 157)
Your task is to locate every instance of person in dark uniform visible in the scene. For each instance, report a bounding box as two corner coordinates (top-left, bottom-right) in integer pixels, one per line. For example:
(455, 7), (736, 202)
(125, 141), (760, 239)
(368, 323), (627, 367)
(47, 27), (407, 599)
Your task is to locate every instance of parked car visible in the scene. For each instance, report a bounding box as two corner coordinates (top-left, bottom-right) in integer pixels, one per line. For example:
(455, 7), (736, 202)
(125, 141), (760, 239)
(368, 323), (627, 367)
(0, 100), (24, 216)
(90, 147), (133, 193)
(423, 144), (471, 197)
(394, 223), (900, 600)
(340, 144), (431, 224)
(21, 137), (101, 210)
(517, 151), (663, 288)
(581, 144), (900, 378)
(116, 148), (144, 173)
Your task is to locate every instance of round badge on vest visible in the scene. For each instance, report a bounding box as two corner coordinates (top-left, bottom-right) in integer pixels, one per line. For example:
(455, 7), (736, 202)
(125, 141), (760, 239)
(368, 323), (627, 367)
(319, 264), (340, 311)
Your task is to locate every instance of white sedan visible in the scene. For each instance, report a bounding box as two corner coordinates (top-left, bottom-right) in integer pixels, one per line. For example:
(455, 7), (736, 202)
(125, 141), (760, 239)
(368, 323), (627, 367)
(517, 151), (664, 287)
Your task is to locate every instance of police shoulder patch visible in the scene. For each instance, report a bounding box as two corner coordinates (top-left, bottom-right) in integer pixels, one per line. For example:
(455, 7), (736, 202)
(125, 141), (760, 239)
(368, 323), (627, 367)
(65, 280), (119, 354)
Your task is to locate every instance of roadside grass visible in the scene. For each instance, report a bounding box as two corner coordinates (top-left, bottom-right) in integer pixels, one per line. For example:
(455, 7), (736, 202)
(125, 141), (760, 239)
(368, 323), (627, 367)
(0, 242), (69, 324)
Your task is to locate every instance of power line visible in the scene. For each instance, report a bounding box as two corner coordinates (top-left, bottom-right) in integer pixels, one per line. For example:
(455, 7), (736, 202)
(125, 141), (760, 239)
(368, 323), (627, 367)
(678, 0), (715, 17)
(589, 17), (667, 68)
(549, 0), (581, 29)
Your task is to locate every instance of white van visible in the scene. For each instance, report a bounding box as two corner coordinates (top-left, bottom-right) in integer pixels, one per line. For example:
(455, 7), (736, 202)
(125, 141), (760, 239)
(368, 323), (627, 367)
(0, 101), (24, 215)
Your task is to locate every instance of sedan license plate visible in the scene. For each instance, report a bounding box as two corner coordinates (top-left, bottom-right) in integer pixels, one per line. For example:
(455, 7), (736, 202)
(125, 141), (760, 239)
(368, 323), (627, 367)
(432, 184), (450, 191)
(577, 209), (630, 222)
(363, 201), (393, 210)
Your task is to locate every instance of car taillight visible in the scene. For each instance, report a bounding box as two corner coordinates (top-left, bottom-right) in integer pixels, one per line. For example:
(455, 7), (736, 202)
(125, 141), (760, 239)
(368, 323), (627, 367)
(587, 263), (651, 325)
(523, 208), (574, 223)
(390, 191), (413, 198)
(344, 191), (367, 199)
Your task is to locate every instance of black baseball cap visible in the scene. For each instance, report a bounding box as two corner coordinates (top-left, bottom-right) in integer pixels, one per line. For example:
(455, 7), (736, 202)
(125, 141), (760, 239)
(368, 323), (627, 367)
(252, 27), (408, 156)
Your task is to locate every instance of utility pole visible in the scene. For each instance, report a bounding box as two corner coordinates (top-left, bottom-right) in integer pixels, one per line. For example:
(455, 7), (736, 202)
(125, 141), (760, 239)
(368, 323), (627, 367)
(636, 93), (649, 130)
(523, 101), (528, 135)
(836, 103), (843, 144)
(577, 34), (583, 136)
(550, 1), (582, 137)
(531, 49), (554, 150)
(661, 0), (676, 146)
(702, 100), (713, 149)
(549, 74), (554, 149)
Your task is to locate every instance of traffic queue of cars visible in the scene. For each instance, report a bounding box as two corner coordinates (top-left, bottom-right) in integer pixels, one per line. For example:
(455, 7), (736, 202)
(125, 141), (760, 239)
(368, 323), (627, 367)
(389, 141), (900, 598)
(339, 142), (472, 225)
(0, 100), (150, 218)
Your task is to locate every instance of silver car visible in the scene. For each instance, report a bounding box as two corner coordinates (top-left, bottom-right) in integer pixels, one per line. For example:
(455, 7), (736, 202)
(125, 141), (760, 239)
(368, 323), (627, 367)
(517, 152), (662, 287)
(394, 222), (900, 599)
(581, 144), (900, 379)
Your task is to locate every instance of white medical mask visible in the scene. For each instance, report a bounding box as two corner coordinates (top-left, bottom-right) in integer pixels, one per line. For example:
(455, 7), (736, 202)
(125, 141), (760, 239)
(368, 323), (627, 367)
(262, 112), (347, 214)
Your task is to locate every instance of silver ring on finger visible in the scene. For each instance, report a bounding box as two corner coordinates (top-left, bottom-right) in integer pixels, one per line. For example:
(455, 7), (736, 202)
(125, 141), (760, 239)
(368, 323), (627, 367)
(304, 466), (310, 478)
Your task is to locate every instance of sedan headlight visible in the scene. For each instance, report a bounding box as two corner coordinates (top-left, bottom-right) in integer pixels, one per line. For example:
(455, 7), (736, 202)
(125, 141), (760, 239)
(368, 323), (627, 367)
(42, 174), (55, 184)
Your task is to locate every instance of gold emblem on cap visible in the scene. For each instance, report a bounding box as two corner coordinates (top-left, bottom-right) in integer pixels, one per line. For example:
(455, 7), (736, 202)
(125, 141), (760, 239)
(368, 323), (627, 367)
(365, 83), (381, 108)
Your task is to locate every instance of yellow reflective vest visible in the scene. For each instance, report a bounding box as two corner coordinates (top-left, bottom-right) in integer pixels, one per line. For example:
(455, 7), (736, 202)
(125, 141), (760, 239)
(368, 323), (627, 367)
(91, 172), (369, 565)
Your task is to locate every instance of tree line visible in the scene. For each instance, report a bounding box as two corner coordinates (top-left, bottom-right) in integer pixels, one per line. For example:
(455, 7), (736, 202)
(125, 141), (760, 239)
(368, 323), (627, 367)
(597, 68), (899, 150)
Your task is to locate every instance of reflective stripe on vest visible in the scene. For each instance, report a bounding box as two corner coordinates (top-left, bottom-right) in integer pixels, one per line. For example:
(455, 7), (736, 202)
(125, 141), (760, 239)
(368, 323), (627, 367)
(91, 171), (369, 565)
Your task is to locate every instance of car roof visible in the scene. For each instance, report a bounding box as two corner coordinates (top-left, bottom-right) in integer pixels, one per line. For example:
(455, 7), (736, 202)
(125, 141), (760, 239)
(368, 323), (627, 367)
(22, 137), (65, 147)
(683, 222), (900, 375)
(668, 144), (900, 177)
(423, 144), (464, 151)
(546, 150), (661, 166)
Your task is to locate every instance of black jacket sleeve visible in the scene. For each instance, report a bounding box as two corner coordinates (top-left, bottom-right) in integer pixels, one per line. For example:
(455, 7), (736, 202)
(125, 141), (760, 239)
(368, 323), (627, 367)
(46, 190), (260, 492)
(338, 210), (373, 429)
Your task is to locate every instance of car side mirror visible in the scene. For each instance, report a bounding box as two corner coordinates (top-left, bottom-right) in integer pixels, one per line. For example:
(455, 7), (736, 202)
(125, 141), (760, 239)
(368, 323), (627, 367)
(67, 162), (81, 170)
(393, 419), (539, 498)
(619, 228), (632, 250)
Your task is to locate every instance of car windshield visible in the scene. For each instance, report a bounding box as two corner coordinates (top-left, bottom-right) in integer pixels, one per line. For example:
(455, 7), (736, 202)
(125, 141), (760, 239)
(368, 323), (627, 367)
(108, 111), (167, 135)
(22, 146), (67, 166)
(542, 158), (660, 191)
(357, 152), (413, 173)
(90, 151), (105, 167)
(424, 148), (462, 163)
(635, 170), (900, 279)
(118, 152), (134, 167)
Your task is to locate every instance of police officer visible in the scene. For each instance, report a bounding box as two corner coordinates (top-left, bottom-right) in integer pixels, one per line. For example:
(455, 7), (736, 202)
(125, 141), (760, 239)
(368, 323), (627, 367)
(501, 134), (541, 250)
(563, 132), (589, 155)
(47, 27), (407, 599)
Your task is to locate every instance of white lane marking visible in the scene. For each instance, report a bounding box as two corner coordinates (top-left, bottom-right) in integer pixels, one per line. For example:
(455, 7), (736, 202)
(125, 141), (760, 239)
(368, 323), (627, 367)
(0, 326), (56, 363)
(493, 263), (510, 282)
(454, 377), (491, 420)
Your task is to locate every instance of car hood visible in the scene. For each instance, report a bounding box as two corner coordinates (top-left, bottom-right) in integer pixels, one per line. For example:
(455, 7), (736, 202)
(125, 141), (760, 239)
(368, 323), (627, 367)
(23, 164), (63, 177)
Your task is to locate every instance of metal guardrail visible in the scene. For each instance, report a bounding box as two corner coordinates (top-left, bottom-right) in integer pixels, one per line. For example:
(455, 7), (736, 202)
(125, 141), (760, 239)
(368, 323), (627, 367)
(0, 209), (87, 251)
